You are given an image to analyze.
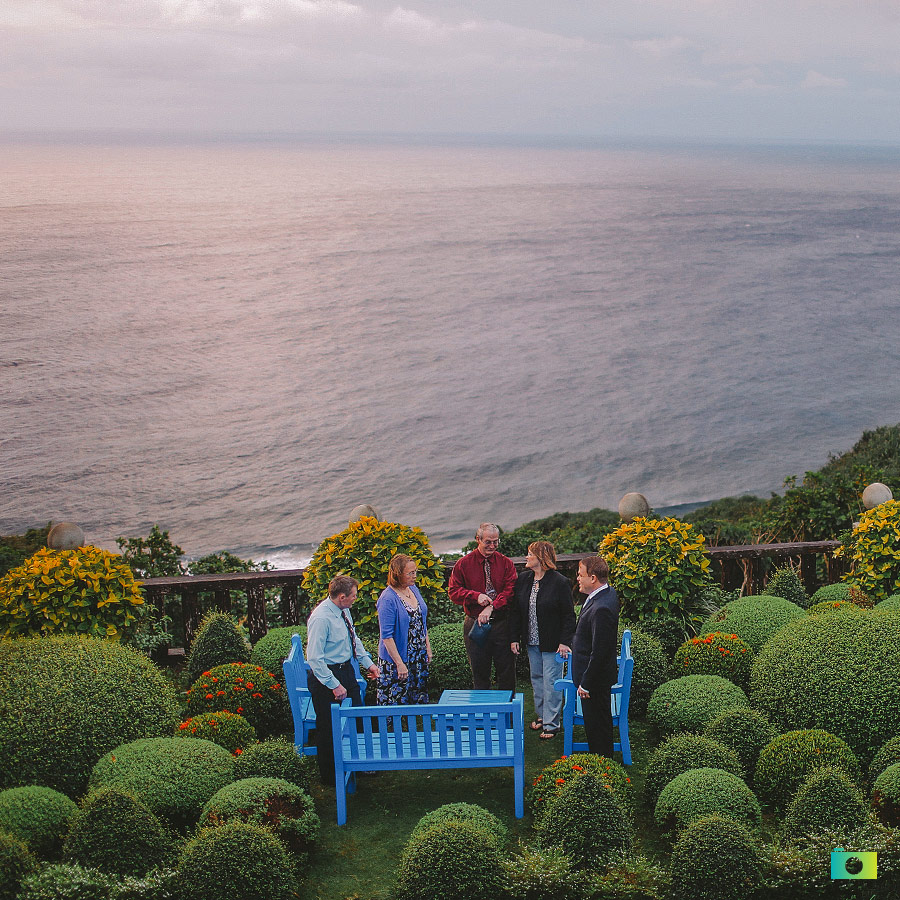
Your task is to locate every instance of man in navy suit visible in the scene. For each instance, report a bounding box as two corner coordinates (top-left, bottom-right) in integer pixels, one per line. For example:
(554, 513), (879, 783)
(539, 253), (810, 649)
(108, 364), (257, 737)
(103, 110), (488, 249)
(572, 556), (619, 757)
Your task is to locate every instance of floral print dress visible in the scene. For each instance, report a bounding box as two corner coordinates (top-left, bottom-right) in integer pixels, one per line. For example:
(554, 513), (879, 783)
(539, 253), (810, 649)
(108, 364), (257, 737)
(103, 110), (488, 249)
(376, 606), (429, 705)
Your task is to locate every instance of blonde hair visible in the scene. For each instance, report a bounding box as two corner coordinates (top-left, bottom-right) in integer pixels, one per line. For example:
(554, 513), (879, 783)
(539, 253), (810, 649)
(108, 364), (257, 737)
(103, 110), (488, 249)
(528, 541), (557, 571)
(387, 554), (415, 588)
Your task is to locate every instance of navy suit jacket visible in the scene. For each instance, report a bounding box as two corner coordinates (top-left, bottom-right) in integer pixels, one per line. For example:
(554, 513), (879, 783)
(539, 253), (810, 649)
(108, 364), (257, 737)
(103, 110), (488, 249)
(571, 584), (619, 693)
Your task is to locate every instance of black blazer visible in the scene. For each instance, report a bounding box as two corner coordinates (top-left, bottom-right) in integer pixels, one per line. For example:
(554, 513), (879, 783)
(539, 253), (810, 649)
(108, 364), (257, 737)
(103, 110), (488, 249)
(571, 584), (620, 692)
(509, 569), (576, 653)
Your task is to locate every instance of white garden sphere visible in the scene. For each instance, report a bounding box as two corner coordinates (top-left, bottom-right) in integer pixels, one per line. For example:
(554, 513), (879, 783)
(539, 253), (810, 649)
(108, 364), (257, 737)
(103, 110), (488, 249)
(618, 492), (651, 522)
(862, 482), (893, 510)
(47, 522), (85, 550)
(349, 504), (381, 524)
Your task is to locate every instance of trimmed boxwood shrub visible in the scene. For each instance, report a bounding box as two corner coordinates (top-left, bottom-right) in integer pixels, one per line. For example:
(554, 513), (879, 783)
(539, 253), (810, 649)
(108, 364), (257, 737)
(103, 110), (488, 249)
(701, 595), (805, 652)
(17, 863), (179, 900)
(410, 803), (507, 850)
(750, 609), (900, 761)
(176, 711), (257, 755)
(877, 593), (900, 611)
(0, 829), (37, 900)
(396, 819), (505, 900)
(537, 773), (631, 867)
(627, 614), (688, 660)
(186, 612), (251, 684)
(647, 675), (749, 736)
(177, 821), (297, 900)
(669, 814), (762, 900)
(63, 788), (170, 876)
(200, 777), (319, 862)
(0, 786), (77, 860)
(502, 844), (593, 900)
(644, 733), (742, 807)
(763, 566), (809, 609)
(702, 708), (778, 776)
(807, 599), (857, 615)
(655, 768), (761, 836)
(528, 753), (632, 820)
(869, 736), (900, 784)
(250, 625), (306, 678)
(185, 662), (286, 738)
(873, 761), (900, 827)
(426, 622), (471, 697)
(0, 636), (180, 797)
(809, 582), (856, 605)
(620, 625), (668, 716)
(754, 729), (861, 809)
(89, 737), (234, 832)
(782, 766), (870, 840)
(232, 737), (312, 792)
(592, 852), (670, 900)
(672, 632), (754, 687)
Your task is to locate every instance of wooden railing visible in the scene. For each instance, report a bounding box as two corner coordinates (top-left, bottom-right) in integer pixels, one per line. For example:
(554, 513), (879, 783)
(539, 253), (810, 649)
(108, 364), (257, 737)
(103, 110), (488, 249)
(141, 539), (845, 653)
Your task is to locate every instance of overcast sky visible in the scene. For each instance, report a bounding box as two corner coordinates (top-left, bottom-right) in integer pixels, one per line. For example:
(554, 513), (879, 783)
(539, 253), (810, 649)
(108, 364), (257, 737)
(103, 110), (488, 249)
(3, 0), (899, 142)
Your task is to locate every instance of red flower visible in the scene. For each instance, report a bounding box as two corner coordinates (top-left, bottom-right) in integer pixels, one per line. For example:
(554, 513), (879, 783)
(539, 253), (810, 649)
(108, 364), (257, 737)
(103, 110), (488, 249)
(236, 707), (243, 713)
(252, 692), (263, 699)
(234, 748), (243, 755)
(205, 693), (213, 699)
(246, 683), (254, 689)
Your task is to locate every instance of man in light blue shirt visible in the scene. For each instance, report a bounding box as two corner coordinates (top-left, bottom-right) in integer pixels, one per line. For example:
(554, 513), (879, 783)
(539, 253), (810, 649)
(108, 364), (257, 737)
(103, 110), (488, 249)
(306, 575), (379, 785)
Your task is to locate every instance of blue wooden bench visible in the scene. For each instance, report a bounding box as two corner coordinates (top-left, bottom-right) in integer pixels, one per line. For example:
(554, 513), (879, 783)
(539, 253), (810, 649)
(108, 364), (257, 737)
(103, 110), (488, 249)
(553, 629), (633, 764)
(330, 694), (525, 825)
(282, 633), (367, 756)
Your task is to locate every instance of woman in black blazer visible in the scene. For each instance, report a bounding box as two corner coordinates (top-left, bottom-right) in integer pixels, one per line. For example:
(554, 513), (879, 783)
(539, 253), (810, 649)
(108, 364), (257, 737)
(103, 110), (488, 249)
(509, 541), (576, 740)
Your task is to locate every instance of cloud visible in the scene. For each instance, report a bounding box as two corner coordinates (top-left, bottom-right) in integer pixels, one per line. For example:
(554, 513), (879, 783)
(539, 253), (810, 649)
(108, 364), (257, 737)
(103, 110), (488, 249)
(802, 69), (847, 90)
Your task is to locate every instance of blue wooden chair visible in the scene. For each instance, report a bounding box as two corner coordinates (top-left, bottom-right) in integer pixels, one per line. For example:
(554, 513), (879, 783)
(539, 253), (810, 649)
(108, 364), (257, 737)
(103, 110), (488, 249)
(553, 629), (633, 764)
(283, 632), (368, 756)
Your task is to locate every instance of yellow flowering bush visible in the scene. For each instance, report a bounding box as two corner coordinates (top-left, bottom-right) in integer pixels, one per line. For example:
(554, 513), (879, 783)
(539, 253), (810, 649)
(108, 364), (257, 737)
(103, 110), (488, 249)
(599, 517), (712, 623)
(302, 517), (447, 629)
(0, 546), (145, 640)
(835, 499), (900, 601)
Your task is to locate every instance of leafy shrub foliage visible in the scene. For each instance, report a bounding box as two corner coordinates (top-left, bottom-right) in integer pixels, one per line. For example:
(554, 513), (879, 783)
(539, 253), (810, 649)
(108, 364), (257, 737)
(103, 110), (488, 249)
(0, 786), (77, 860)
(809, 582), (857, 604)
(647, 674), (749, 736)
(177, 821), (297, 900)
(302, 517), (447, 630)
(116, 525), (184, 579)
(0, 636), (179, 797)
(620, 625), (668, 716)
(0, 828), (37, 900)
(186, 612), (251, 684)
(176, 711), (257, 755)
(502, 844), (594, 900)
(643, 733), (742, 807)
(200, 777), (319, 862)
(655, 767), (761, 836)
(701, 595), (805, 652)
(17, 863), (178, 900)
(396, 820), (505, 900)
(528, 754), (632, 820)
(669, 814), (762, 900)
(754, 729), (861, 809)
(835, 499), (900, 601)
(89, 737), (234, 832)
(702, 707), (778, 776)
(63, 788), (170, 876)
(0, 547), (145, 641)
(672, 632), (753, 687)
(877, 593), (900, 611)
(0, 525), (50, 579)
(250, 625), (306, 677)
(591, 852), (671, 900)
(185, 662), (286, 738)
(626, 614), (687, 661)
(782, 766), (870, 840)
(807, 599), (857, 616)
(599, 517), (712, 625)
(232, 738), (312, 793)
(763, 565), (810, 609)
(410, 803), (507, 850)
(869, 736), (900, 785)
(873, 762), (900, 827)
(425, 622), (471, 697)
(750, 609), (900, 760)
(537, 773), (631, 867)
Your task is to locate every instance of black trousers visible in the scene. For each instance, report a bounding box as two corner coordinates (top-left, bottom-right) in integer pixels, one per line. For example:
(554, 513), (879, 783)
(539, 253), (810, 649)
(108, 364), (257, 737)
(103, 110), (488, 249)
(580, 682), (614, 758)
(307, 662), (362, 787)
(463, 615), (516, 691)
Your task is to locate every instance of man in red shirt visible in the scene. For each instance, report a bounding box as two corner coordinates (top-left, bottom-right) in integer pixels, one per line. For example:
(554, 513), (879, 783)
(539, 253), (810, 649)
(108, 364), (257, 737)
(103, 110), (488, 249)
(449, 522), (517, 691)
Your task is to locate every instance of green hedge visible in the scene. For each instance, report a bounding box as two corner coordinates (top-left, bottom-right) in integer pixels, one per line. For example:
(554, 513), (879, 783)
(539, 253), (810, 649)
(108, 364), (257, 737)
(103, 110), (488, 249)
(426, 622), (471, 697)
(647, 675), (749, 736)
(176, 711), (257, 755)
(873, 762), (900, 828)
(869, 736), (900, 785)
(0, 786), (77, 860)
(782, 766), (869, 840)
(0, 636), (180, 797)
(620, 626), (668, 716)
(250, 625), (306, 678)
(763, 566), (809, 609)
(0, 829), (37, 900)
(643, 733), (742, 807)
(672, 632), (754, 688)
(528, 753), (632, 820)
(232, 737), (312, 792)
(17, 864), (178, 900)
(701, 595), (805, 652)
(502, 845), (594, 900)
(702, 708), (777, 776)
(409, 803), (507, 850)
(186, 612), (251, 685)
(655, 767), (761, 836)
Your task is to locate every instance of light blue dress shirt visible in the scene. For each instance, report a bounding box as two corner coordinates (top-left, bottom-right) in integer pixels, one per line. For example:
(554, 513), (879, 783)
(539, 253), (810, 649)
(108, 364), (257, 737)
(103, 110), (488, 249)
(306, 598), (375, 690)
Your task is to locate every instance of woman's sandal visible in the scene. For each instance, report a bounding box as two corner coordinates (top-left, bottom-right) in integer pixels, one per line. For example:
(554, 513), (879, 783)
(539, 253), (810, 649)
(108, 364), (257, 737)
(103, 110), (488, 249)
(529, 720), (543, 731)
(539, 730), (558, 740)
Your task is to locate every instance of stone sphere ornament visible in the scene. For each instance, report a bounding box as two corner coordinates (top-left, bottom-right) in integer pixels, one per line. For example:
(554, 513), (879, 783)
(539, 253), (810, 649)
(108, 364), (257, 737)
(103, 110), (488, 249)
(349, 504), (380, 524)
(47, 522), (85, 550)
(862, 482), (893, 510)
(618, 492), (651, 522)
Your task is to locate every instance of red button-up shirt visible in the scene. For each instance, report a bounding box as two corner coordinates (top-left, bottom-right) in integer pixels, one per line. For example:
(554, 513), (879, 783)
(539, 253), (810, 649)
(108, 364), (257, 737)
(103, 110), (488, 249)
(448, 549), (517, 618)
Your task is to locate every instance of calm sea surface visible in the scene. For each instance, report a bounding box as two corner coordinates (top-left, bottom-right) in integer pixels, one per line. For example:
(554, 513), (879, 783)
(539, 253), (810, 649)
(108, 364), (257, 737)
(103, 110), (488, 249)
(2, 140), (900, 565)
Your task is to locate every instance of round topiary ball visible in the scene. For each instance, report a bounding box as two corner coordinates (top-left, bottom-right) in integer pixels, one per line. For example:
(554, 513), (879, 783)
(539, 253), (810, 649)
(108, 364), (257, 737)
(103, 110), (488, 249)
(0, 786), (77, 860)
(869, 736), (900, 785)
(537, 773), (631, 868)
(232, 737), (313, 793)
(655, 767), (761, 836)
(763, 566), (809, 609)
(200, 777), (319, 863)
(877, 594), (900, 611)
(750, 609), (900, 761)
(426, 622), (471, 697)
(89, 737), (235, 832)
(807, 599), (858, 616)
(619, 625), (668, 716)
(176, 711), (257, 755)
(701, 595), (805, 652)
(63, 787), (170, 876)
(250, 625), (306, 678)
(669, 814), (762, 900)
(0, 635), (180, 797)
(647, 675), (749, 736)
(644, 733), (742, 807)
(410, 803), (507, 851)
(754, 729), (861, 809)
(396, 819), (505, 900)
(873, 762), (900, 827)
(528, 754), (632, 820)
(186, 612), (251, 685)
(782, 766), (870, 840)
(702, 708), (778, 776)
(177, 821), (297, 900)
(809, 583), (856, 605)
(672, 632), (754, 687)
(0, 829), (37, 900)
(627, 614), (688, 660)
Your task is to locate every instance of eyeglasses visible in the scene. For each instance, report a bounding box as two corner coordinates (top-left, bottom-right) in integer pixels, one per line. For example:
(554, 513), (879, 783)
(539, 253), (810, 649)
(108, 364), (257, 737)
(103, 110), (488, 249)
(481, 539), (500, 546)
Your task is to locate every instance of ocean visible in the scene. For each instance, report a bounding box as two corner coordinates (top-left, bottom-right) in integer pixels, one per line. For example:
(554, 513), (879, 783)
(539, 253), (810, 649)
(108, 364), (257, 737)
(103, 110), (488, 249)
(2, 139), (900, 566)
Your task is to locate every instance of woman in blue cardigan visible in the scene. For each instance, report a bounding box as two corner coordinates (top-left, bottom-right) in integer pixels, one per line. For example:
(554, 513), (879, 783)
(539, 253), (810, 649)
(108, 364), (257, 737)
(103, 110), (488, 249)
(376, 554), (432, 704)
